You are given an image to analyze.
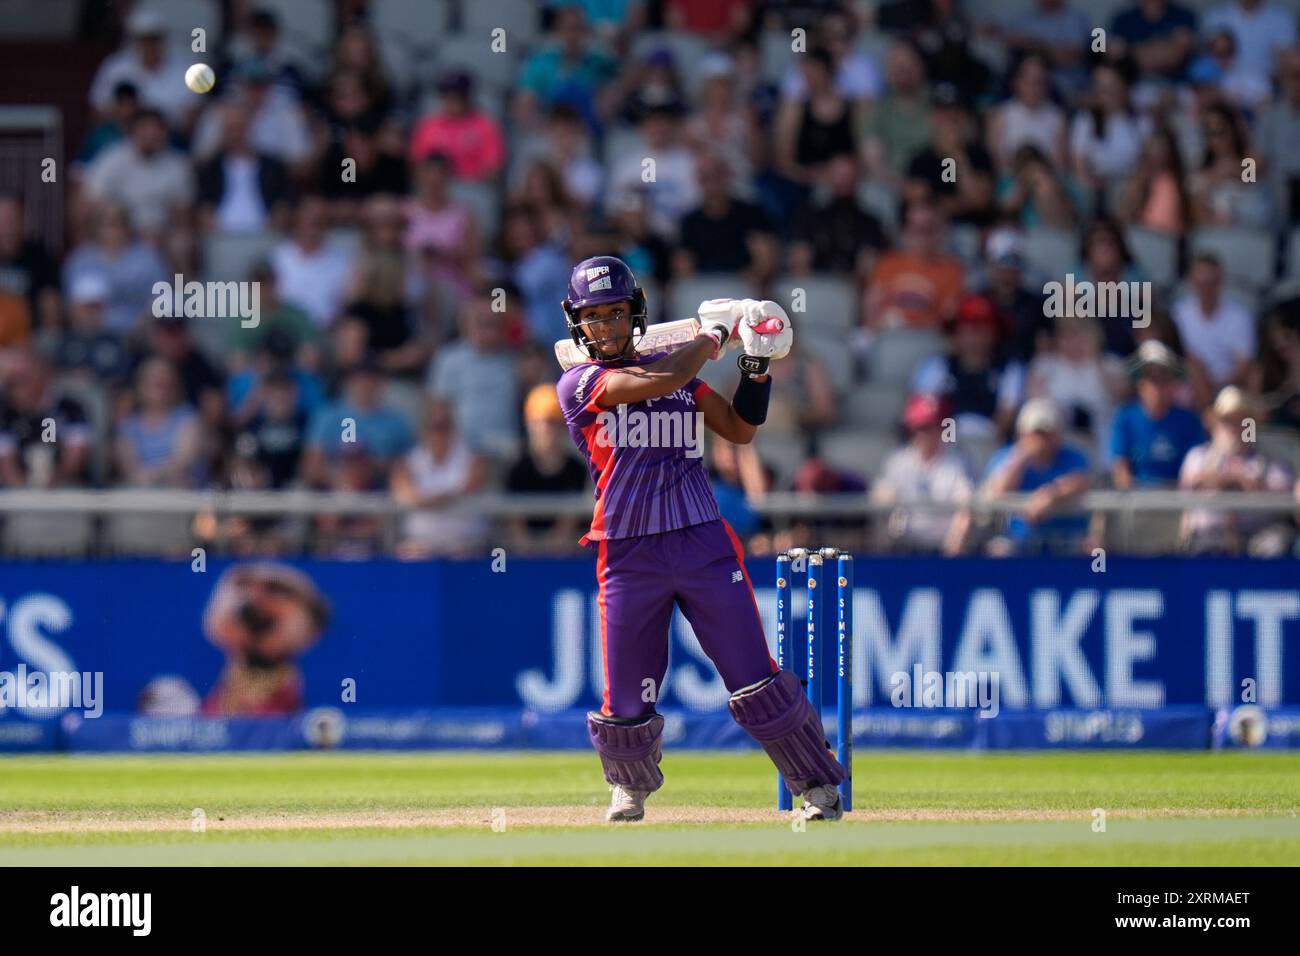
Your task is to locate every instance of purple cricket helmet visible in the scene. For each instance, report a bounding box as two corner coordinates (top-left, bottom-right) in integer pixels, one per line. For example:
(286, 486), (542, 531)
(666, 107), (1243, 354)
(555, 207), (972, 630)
(562, 255), (648, 360)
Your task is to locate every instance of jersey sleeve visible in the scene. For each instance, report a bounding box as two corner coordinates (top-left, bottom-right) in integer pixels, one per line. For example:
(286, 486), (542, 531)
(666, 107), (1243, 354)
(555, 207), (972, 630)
(689, 377), (713, 403)
(557, 363), (613, 425)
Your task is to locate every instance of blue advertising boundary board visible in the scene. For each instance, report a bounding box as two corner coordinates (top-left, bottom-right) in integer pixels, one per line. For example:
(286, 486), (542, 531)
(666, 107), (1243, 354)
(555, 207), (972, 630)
(0, 556), (1297, 753)
(38, 706), (1300, 752)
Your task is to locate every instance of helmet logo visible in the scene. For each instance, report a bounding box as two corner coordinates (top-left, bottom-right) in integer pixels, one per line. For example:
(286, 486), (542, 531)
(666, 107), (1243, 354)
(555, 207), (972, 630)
(588, 275), (613, 292)
(584, 265), (611, 281)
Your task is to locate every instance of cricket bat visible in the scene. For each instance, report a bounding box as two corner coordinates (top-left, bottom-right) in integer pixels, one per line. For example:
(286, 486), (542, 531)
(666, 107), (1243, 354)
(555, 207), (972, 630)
(554, 317), (704, 370)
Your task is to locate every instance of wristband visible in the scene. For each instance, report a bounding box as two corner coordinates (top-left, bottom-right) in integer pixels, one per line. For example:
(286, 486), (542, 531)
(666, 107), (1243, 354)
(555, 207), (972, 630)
(732, 370), (771, 426)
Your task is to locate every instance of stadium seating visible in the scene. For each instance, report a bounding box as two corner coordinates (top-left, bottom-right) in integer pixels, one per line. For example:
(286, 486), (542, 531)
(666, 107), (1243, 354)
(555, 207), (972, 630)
(819, 428), (896, 481)
(200, 231), (280, 284)
(1023, 226), (1078, 282)
(866, 328), (946, 389)
(769, 274), (856, 334)
(1191, 227), (1276, 291)
(1, 513), (94, 557)
(255, 0), (333, 80)
(1125, 226), (1178, 290)
(668, 274), (758, 328)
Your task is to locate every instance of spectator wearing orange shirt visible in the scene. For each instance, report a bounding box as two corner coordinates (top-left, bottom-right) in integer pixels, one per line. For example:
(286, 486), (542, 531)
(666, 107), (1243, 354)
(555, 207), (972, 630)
(409, 71), (506, 182)
(863, 201), (965, 330)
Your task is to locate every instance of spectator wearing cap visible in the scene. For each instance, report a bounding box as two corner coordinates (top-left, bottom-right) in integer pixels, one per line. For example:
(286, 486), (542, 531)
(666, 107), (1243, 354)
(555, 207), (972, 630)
(865, 202), (966, 331)
(191, 59), (313, 171)
(114, 357), (206, 489)
(1111, 340), (1206, 488)
(513, 5), (617, 131)
(301, 358), (415, 488)
(504, 384), (590, 552)
(392, 397), (488, 559)
(425, 292), (522, 461)
(775, 47), (857, 188)
(62, 203), (168, 334)
(980, 227), (1051, 363)
(685, 53), (762, 194)
(88, 6), (197, 126)
(84, 109), (194, 239)
(674, 153), (777, 283)
(1179, 385), (1295, 555)
(0, 350), (92, 488)
(904, 84), (996, 227)
(1026, 313), (1128, 466)
(196, 98), (293, 235)
(77, 81), (139, 167)
(605, 103), (700, 239)
(979, 398), (1093, 556)
(912, 292), (1024, 441)
(51, 273), (132, 386)
(409, 71), (506, 182)
(789, 153), (888, 281)
(858, 41), (932, 185)
(1172, 252), (1254, 403)
(872, 394), (975, 555)
(270, 196), (357, 329)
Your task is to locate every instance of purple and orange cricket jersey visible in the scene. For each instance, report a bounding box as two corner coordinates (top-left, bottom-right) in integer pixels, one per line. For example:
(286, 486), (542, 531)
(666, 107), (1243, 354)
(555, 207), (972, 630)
(556, 354), (776, 719)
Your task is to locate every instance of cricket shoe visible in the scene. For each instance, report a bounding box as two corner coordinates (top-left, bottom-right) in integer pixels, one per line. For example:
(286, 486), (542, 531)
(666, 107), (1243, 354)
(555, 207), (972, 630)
(800, 784), (844, 821)
(606, 784), (650, 822)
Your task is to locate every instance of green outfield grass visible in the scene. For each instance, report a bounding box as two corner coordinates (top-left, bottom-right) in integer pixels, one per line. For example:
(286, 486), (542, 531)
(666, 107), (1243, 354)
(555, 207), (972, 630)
(0, 751), (1296, 865)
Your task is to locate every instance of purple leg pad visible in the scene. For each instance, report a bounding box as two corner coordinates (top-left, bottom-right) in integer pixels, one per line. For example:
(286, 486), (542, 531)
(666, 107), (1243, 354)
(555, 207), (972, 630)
(728, 670), (846, 794)
(587, 712), (665, 792)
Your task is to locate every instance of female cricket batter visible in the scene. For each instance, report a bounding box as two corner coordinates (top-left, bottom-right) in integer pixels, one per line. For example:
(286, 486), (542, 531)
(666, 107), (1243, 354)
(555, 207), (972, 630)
(555, 256), (846, 822)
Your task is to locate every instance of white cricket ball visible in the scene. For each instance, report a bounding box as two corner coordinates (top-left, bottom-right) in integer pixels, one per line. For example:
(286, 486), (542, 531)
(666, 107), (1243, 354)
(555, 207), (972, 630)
(185, 63), (216, 94)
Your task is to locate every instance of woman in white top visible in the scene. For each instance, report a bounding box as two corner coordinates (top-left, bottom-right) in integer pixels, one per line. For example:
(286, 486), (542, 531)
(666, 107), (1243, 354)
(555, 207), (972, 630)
(391, 397), (488, 558)
(988, 54), (1066, 173)
(1026, 313), (1127, 467)
(1069, 62), (1149, 190)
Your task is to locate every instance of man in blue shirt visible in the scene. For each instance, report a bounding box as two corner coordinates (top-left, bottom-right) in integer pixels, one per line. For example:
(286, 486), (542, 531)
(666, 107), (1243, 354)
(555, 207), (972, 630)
(981, 398), (1092, 555)
(1111, 340), (1206, 488)
(300, 359), (415, 487)
(1110, 0), (1198, 82)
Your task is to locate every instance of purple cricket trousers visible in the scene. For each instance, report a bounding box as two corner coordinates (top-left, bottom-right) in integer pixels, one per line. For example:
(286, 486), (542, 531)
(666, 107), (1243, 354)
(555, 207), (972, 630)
(594, 518), (776, 718)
